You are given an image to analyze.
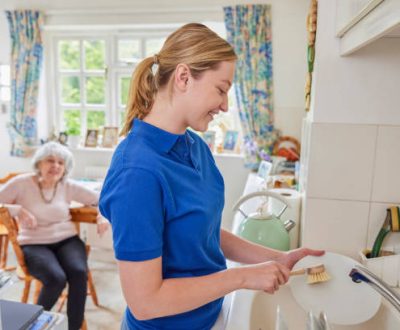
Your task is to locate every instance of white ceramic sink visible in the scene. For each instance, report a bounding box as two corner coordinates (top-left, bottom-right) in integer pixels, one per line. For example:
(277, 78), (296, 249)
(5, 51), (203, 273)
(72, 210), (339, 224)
(225, 285), (400, 330)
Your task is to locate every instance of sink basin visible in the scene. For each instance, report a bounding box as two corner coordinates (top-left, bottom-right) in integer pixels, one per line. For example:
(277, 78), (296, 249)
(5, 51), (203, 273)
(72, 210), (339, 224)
(225, 285), (400, 330)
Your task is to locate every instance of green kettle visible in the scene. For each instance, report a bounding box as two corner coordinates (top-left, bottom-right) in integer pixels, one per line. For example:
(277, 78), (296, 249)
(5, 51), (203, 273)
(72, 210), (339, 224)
(233, 191), (295, 251)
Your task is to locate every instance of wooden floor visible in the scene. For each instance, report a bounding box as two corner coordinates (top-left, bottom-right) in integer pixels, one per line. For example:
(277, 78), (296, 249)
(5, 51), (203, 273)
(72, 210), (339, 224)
(3, 248), (125, 330)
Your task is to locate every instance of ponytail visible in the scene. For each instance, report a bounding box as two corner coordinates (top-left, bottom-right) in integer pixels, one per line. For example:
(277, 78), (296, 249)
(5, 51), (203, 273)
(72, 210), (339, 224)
(120, 23), (237, 136)
(120, 57), (158, 136)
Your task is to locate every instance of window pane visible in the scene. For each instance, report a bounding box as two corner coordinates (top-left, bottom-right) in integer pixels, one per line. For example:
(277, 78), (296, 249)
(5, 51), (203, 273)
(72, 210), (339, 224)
(84, 40), (105, 70)
(87, 111), (105, 130)
(118, 39), (141, 62)
(120, 111), (126, 127)
(61, 76), (80, 104)
(120, 77), (130, 106)
(145, 38), (165, 57)
(0, 65), (10, 85)
(85, 77), (105, 104)
(0, 87), (10, 102)
(59, 40), (80, 70)
(63, 110), (82, 135)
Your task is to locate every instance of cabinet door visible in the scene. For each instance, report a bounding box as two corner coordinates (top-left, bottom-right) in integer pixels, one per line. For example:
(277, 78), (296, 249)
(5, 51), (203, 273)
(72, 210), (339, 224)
(336, 0), (384, 37)
(338, 0), (400, 55)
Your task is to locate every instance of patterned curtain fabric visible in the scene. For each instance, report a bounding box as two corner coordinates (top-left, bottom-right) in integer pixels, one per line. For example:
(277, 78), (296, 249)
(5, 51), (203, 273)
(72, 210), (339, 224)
(224, 5), (280, 170)
(6, 10), (44, 157)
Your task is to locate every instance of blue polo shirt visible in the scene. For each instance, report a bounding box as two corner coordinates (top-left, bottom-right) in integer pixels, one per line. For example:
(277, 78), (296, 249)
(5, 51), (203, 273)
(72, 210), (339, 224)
(99, 118), (226, 330)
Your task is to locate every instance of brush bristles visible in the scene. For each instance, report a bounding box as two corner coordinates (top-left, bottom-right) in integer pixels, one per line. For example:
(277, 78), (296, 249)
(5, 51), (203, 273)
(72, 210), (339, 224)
(307, 271), (331, 284)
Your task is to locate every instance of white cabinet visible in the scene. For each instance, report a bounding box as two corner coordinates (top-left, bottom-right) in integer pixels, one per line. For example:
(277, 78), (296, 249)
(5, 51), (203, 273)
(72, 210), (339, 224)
(336, 0), (400, 55)
(336, 0), (384, 37)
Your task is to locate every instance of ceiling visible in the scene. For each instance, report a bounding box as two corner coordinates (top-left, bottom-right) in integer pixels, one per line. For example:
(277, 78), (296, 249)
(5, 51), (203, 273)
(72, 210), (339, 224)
(0, 0), (228, 11)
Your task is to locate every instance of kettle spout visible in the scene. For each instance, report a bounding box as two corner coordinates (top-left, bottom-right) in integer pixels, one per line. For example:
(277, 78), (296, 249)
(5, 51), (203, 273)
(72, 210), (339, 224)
(283, 219), (296, 232)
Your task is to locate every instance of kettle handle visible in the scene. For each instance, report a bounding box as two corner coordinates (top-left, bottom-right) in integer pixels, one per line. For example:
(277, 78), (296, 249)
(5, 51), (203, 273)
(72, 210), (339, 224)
(232, 191), (290, 219)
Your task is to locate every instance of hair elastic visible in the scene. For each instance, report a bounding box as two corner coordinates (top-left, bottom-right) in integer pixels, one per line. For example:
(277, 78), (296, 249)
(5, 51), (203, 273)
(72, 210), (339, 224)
(151, 54), (159, 76)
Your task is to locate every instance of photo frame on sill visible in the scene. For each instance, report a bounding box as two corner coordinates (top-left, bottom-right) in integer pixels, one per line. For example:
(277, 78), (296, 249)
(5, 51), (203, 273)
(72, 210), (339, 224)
(85, 129), (99, 147)
(222, 130), (239, 152)
(257, 160), (273, 181)
(58, 131), (68, 146)
(202, 131), (216, 152)
(102, 126), (119, 148)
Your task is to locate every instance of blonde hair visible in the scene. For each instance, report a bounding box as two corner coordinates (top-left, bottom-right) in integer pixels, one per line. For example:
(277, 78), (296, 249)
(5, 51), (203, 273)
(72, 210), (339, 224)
(120, 23), (237, 136)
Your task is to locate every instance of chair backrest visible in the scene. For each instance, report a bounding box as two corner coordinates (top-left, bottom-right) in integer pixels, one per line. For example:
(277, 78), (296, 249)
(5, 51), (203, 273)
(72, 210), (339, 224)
(0, 173), (21, 184)
(0, 206), (30, 277)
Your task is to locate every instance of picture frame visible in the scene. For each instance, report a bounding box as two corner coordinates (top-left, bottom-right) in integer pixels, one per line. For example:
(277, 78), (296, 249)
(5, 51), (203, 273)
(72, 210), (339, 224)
(222, 130), (239, 152)
(85, 129), (99, 147)
(257, 160), (273, 181)
(202, 131), (216, 152)
(58, 131), (68, 146)
(102, 126), (119, 148)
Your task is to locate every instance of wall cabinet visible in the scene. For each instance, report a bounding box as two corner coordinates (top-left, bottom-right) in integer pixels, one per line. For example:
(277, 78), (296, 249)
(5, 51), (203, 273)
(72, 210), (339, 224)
(336, 0), (400, 55)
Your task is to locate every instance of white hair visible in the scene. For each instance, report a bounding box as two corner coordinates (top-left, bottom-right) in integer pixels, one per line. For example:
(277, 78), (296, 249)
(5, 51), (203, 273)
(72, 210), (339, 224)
(32, 142), (74, 177)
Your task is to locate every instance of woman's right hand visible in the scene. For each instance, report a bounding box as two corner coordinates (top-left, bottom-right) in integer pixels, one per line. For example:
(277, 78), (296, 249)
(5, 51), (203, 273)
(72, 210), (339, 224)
(238, 261), (290, 294)
(17, 208), (38, 229)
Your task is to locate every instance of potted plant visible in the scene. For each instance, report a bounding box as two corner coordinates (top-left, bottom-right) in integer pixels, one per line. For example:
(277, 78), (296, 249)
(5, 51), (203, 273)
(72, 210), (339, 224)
(67, 126), (81, 148)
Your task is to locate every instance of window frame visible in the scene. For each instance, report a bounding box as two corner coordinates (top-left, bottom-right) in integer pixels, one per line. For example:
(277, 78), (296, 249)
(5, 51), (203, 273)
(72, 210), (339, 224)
(52, 34), (112, 136)
(46, 25), (242, 151)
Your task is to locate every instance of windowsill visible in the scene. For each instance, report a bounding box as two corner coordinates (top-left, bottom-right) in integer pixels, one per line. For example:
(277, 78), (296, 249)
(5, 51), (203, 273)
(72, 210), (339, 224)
(69, 146), (116, 152)
(70, 145), (244, 158)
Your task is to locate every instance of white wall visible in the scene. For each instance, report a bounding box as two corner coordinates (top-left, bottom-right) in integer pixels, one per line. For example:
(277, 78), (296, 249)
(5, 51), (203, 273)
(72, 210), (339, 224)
(300, 0), (400, 260)
(0, 12), (9, 63)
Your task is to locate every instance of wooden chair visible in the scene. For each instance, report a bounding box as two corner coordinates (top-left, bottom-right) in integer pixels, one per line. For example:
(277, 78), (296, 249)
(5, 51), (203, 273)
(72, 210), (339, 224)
(0, 224), (9, 269)
(0, 172), (20, 270)
(0, 205), (99, 330)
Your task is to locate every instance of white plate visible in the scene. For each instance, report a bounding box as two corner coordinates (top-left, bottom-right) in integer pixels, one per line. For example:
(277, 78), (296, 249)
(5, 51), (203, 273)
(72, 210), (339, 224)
(289, 252), (381, 325)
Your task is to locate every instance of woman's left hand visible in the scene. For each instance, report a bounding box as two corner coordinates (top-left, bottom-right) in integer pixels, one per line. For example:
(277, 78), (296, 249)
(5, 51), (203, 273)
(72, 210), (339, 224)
(276, 248), (325, 270)
(97, 218), (110, 237)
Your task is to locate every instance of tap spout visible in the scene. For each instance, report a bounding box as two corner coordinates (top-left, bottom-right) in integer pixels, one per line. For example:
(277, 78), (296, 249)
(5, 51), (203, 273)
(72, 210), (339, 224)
(349, 264), (400, 313)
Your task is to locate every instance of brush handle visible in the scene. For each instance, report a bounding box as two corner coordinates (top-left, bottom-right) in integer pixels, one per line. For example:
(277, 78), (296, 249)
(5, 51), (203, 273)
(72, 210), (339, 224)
(290, 268), (306, 276)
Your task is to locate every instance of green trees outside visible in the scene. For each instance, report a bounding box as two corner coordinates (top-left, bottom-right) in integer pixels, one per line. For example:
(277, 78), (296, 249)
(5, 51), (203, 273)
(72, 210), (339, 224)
(59, 39), (106, 135)
(58, 37), (166, 138)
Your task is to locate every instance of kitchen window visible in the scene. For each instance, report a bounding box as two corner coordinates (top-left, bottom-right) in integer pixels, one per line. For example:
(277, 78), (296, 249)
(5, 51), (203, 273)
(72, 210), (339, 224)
(49, 26), (241, 148)
(0, 64), (10, 114)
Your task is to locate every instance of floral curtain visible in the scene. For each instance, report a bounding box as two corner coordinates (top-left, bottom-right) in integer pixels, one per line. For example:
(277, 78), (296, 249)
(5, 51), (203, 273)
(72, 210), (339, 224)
(6, 10), (44, 157)
(224, 4), (280, 170)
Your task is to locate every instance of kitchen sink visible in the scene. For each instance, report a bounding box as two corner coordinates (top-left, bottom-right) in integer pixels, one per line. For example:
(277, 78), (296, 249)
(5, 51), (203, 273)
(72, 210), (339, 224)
(225, 284), (400, 330)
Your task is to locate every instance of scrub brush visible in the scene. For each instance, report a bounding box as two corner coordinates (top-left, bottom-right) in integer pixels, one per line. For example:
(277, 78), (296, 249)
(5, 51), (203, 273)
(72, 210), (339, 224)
(370, 207), (400, 258)
(290, 264), (331, 284)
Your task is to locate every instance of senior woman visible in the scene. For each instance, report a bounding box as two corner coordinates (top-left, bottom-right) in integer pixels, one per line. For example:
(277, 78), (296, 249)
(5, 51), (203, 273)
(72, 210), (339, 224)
(0, 141), (108, 330)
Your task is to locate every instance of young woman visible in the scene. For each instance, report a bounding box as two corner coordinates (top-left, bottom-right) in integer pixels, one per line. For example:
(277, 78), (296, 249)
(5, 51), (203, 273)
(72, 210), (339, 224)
(0, 142), (109, 330)
(99, 23), (323, 330)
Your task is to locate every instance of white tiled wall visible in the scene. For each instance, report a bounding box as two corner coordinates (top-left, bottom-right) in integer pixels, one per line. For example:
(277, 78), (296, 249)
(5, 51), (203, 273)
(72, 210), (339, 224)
(307, 123), (377, 201)
(302, 197), (369, 259)
(372, 126), (400, 203)
(302, 123), (400, 259)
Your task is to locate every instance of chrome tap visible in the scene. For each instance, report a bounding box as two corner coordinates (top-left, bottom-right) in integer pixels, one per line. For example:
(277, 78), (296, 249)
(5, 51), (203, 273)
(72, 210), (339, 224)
(349, 264), (400, 313)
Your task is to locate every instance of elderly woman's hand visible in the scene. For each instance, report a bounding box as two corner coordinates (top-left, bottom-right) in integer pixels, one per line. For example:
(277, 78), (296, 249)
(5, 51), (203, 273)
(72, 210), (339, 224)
(276, 248), (325, 270)
(17, 207), (38, 229)
(96, 216), (110, 237)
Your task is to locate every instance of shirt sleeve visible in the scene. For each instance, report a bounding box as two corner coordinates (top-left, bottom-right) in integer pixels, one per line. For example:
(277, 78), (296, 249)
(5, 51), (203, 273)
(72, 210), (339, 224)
(99, 167), (165, 262)
(66, 180), (99, 206)
(0, 177), (22, 216)
(0, 177), (20, 203)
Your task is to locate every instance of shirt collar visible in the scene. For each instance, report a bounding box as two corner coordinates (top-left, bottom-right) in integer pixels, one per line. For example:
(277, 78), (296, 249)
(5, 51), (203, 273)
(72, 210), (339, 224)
(130, 118), (194, 153)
